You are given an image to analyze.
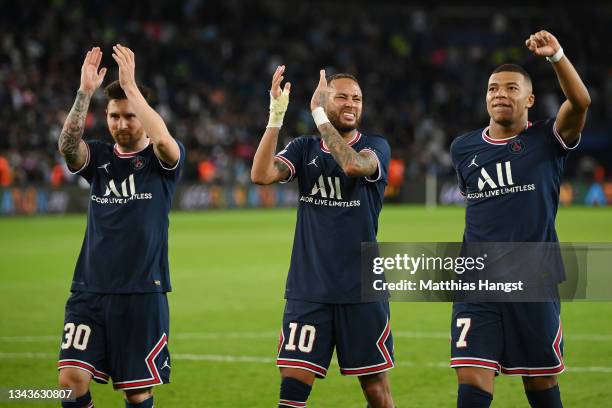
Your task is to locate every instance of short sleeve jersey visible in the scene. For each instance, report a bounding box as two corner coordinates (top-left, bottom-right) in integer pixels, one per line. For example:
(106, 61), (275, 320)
(451, 120), (579, 283)
(276, 131), (390, 303)
(70, 139), (185, 293)
(451, 119), (578, 243)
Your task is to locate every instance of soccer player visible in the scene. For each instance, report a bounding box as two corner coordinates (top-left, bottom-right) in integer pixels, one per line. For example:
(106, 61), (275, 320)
(251, 66), (395, 408)
(56, 45), (184, 408)
(449, 31), (590, 408)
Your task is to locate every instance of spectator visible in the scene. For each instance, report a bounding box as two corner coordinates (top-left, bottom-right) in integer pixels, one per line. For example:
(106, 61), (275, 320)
(0, 1), (610, 186)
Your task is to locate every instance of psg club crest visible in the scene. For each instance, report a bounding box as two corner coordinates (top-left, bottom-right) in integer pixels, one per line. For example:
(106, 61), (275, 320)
(131, 156), (147, 171)
(507, 139), (524, 155)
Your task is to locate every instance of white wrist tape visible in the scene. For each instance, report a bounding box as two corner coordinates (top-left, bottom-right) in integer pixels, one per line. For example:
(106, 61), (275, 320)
(546, 47), (564, 63)
(312, 107), (330, 127)
(267, 89), (289, 128)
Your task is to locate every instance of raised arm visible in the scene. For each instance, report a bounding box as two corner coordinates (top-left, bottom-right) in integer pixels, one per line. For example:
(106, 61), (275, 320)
(310, 70), (377, 178)
(526, 30), (590, 145)
(112, 44), (180, 166)
(251, 65), (292, 185)
(58, 47), (107, 170)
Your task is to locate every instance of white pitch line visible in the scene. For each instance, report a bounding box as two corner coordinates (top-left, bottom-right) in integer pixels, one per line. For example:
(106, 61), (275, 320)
(394, 331), (449, 339)
(2, 331), (612, 342)
(0, 352), (611, 373)
(174, 332), (277, 340)
(0, 352), (56, 359)
(174, 353), (274, 364)
(0, 335), (59, 342)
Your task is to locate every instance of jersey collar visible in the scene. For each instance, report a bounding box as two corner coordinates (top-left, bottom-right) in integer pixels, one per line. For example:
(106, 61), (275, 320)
(113, 139), (151, 158)
(320, 131), (362, 153)
(482, 122), (532, 145)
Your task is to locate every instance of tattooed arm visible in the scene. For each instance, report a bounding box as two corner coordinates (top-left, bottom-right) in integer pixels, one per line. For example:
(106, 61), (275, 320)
(310, 70), (377, 178)
(58, 47), (107, 170)
(58, 91), (91, 170)
(317, 123), (377, 177)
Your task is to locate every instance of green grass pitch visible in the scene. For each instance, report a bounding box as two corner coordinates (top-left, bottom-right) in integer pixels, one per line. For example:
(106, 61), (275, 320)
(0, 205), (611, 407)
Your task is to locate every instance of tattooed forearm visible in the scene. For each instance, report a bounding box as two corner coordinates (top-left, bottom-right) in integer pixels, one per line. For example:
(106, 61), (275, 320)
(58, 90), (91, 165)
(317, 123), (376, 176)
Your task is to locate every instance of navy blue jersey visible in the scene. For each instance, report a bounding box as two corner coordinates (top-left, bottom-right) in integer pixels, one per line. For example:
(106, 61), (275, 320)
(276, 131), (390, 303)
(70, 139), (185, 293)
(451, 119), (578, 243)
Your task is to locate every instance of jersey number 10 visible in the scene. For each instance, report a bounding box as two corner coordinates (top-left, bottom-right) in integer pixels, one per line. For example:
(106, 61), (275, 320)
(285, 322), (316, 353)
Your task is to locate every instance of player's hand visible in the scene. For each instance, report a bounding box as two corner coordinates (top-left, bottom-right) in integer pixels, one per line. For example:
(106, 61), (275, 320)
(271, 65), (291, 99)
(267, 65), (291, 128)
(79, 47), (107, 95)
(525, 30), (561, 58)
(310, 69), (329, 112)
(112, 44), (138, 92)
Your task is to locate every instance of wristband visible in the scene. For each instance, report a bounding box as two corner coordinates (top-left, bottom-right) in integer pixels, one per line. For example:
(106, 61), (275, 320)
(546, 47), (564, 63)
(267, 89), (289, 128)
(312, 107), (330, 127)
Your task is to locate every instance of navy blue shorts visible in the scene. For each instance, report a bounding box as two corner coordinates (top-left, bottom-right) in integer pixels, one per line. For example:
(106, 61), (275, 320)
(450, 301), (564, 376)
(276, 300), (394, 378)
(58, 291), (170, 390)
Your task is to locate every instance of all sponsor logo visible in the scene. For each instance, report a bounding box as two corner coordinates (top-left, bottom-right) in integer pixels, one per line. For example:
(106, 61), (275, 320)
(468, 161), (535, 199)
(477, 161), (514, 191)
(300, 175), (361, 207)
(92, 173), (153, 204)
(104, 174), (137, 197)
(310, 175), (342, 199)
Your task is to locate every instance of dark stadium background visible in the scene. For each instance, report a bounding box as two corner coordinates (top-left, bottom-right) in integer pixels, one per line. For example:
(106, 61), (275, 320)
(0, 1), (611, 213)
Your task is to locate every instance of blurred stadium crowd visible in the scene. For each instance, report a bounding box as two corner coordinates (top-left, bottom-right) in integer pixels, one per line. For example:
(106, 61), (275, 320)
(0, 0), (611, 188)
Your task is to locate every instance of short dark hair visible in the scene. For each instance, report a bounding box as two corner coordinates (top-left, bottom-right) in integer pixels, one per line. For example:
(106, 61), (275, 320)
(327, 73), (359, 87)
(103, 80), (152, 103)
(491, 64), (532, 85)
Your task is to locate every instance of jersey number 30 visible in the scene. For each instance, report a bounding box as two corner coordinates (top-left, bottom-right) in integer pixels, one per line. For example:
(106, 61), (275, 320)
(61, 323), (92, 351)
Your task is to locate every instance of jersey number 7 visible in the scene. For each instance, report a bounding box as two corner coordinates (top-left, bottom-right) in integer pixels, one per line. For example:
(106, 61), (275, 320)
(456, 318), (471, 348)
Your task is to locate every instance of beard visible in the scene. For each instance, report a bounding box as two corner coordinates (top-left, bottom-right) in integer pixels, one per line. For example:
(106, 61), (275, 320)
(111, 130), (145, 148)
(327, 109), (361, 133)
(113, 132), (135, 145)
